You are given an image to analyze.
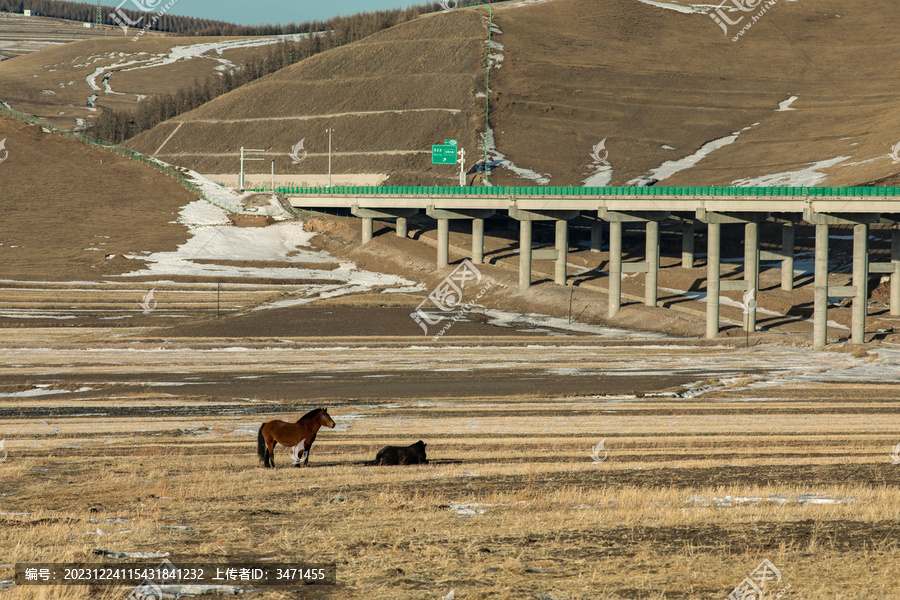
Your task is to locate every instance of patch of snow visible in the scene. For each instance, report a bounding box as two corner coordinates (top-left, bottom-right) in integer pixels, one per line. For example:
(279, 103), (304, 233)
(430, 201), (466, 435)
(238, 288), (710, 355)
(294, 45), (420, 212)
(479, 308), (669, 338)
(627, 130), (743, 185)
(488, 39), (504, 68)
(777, 95), (798, 111)
(502, 0), (557, 8)
(118, 199), (418, 299)
(93, 550), (170, 559)
(483, 127), (551, 184)
(449, 502), (492, 516)
(687, 494), (856, 507)
(583, 165), (613, 186)
(731, 156), (851, 187)
(157, 584), (243, 596)
(0, 387), (69, 398)
(635, 0), (710, 14)
(85, 35), (310, 98)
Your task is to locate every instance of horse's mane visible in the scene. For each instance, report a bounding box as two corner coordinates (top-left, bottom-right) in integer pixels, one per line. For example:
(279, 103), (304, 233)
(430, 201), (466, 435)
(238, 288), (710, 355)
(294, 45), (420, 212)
(297, 407), (324, 422)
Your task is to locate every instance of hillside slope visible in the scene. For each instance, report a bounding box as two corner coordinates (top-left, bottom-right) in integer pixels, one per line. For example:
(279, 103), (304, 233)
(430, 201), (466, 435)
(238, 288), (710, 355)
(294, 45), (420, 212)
(0, 115), (193, 280)
(0, 11), (117, 60)
(488, 0), (900, 187)
(128, 0), (900, 188)
(126, 10), (488, 186)
(0, 34), (302, 131)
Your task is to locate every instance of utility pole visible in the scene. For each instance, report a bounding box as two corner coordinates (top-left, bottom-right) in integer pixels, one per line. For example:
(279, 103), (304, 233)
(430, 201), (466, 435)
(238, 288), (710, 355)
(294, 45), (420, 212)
(326, 127), (334, 188)
(483, 3), (493, 186)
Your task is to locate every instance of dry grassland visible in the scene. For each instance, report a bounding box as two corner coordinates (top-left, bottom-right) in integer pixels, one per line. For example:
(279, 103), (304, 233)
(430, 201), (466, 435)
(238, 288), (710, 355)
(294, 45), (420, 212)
(3, 338), (900, 599)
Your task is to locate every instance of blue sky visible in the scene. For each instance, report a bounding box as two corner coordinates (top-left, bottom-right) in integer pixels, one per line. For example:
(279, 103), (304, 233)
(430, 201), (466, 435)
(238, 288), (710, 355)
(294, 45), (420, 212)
(115, 0), (424, 26)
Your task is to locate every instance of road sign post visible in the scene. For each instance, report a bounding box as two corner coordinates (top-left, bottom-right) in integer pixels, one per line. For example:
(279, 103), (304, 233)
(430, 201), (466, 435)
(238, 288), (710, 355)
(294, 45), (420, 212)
(239, 146), (266, 191)
(458, 148), (465, 186)
(432, 139), (458, 165)
(433, 140), (464, 185)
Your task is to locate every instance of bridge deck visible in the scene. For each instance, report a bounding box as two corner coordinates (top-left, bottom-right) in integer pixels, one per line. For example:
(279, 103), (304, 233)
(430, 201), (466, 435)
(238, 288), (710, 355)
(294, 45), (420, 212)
(265, 186), (900, 213)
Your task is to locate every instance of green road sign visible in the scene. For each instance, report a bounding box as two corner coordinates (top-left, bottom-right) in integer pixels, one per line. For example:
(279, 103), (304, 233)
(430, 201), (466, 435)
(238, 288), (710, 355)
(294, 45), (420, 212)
(432, 140), (458, 165)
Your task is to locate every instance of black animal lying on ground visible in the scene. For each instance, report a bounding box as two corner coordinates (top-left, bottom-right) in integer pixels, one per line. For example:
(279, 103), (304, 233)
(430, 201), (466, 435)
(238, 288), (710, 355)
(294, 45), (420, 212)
(375, 440), (428, 465)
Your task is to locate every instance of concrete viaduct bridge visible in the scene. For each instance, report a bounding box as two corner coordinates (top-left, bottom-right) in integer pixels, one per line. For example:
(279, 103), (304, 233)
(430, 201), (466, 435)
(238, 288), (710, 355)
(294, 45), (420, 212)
(273, 185), (900, 349)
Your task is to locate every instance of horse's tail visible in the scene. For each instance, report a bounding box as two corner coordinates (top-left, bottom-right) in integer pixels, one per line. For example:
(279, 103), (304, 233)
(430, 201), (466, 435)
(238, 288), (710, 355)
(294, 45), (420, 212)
(257, 423), (268, 466)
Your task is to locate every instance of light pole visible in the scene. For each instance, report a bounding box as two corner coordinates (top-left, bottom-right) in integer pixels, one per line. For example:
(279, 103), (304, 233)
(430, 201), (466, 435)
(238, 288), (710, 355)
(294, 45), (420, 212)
(326, 128), (335, 188)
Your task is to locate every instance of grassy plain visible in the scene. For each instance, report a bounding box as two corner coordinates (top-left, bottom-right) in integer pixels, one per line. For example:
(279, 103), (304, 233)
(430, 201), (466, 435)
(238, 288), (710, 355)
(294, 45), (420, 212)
(3, 335), (900, 599)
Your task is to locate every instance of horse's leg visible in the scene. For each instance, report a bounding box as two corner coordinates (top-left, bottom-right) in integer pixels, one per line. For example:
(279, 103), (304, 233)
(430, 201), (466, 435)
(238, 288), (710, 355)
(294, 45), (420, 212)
(302, 448), (310, 467)
(267, 439), (277, 469)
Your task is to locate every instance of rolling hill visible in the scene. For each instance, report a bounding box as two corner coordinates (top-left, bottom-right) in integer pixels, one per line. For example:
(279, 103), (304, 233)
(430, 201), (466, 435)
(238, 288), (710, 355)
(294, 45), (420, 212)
(0, 10), (116, 60)
(126, 9), (489, 186)
(0, 33), (305, 130)
(0, 114), (194, 280)
(126, 0), (900, 187)
(488, 0), (900, 187)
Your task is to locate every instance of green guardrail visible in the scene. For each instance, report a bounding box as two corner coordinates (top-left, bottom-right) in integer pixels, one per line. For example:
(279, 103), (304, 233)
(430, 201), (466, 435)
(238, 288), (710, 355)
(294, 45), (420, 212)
(250, 185), (900, 197)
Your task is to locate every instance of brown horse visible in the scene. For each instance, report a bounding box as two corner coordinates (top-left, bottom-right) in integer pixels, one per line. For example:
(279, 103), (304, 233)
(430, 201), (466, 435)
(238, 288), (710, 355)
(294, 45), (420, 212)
(257, 407), (335, 468)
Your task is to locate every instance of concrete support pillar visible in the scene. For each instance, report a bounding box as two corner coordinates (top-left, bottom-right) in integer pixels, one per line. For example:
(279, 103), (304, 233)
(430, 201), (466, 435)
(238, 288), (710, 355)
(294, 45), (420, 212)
(706, 223), (721, 339)
(555, 219), (568, 285)
(852, 223), (869, 344)
(427, 208), (494, 266)
(681, 220), (694, 268)
(609, 221), (622, 317)
(437, 218), (449, 269)
(353, 207), (417, 245)
(781, 222), (794, 291)
(744, 222), (759, 333)
(509, 208), (577, 292)
(646, 220), (659, 307)
(519, 220), (532, 291)
(814, 223), (829, 350)
(472, 218), (485, 265)
(892, 228), (900, 316)
(396, 217), (408, 239)
(591, 221), (603, 253)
